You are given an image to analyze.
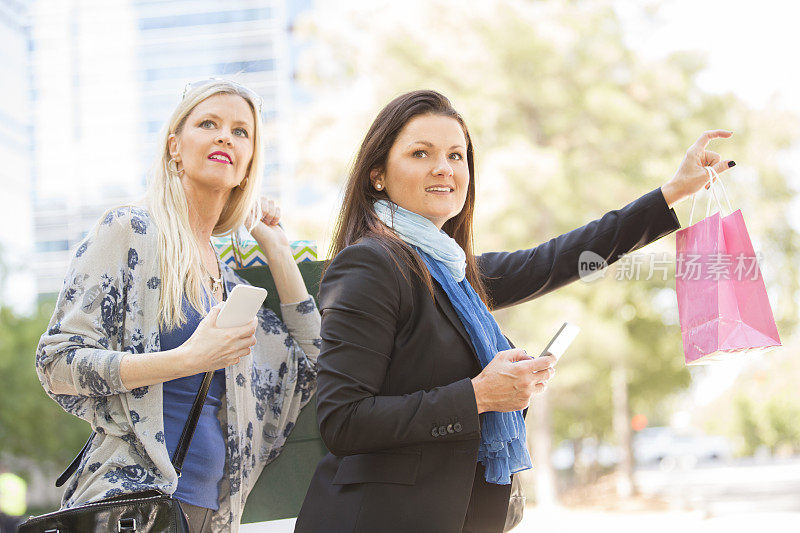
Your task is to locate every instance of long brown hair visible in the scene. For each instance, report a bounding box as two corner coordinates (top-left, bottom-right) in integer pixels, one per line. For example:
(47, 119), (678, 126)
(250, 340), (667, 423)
(328, 89), (489, 305)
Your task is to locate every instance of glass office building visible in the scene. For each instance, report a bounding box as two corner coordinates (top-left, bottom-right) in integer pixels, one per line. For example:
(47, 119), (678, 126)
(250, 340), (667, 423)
(29, 0), (294, 298)
(0, 0), (35, 311)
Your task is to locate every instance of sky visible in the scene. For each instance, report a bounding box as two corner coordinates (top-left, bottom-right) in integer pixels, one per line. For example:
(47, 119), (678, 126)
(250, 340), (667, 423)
(619, 0), (799, 111)
(618, 0), (800, 192)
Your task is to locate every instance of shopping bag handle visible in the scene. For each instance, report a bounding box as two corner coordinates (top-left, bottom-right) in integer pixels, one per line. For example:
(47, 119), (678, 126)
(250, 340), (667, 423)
(704, 167), (733, 218)
(688, 166), (734, 225)
(230, 230), (244, 269)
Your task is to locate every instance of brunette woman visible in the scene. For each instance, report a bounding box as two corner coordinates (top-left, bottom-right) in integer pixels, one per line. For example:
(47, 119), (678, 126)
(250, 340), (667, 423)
(295, 89), (733, 533)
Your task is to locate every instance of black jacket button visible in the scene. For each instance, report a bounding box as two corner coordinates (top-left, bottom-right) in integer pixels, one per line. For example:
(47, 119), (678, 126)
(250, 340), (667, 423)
(431, 427), (439, 437)
(446, 424), (454, 434)
(438, 425), (447, 436)
(453, 422), (463, 432)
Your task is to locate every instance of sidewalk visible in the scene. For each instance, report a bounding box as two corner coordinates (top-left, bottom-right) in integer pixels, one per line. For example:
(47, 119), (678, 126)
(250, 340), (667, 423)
(240, 507), (799, 533)
(515, 506), (799, 533)
(241, 518), (296, 532)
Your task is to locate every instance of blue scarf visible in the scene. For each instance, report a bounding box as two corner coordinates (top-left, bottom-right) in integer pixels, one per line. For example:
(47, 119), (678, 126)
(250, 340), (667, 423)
(374, 200), (532, 484)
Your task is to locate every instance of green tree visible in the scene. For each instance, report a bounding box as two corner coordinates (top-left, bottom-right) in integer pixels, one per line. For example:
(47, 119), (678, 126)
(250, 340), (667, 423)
(0, 253), (88, 467)
(698, 348), (800, 457)
(293, 0), (799, 497)
(734, 396), (764, 456)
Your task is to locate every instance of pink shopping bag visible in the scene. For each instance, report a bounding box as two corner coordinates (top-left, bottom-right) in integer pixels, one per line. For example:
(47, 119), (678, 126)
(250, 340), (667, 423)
(675, 170), (781, 365)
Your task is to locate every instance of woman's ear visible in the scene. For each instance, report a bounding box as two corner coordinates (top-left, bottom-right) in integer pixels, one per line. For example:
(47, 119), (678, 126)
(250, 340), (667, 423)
(370, 168), (385, 191)
(167, 133), (180, 161)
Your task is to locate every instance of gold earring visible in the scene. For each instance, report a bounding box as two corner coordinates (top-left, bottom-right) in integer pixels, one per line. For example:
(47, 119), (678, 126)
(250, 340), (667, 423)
(167, 158), (183, 176)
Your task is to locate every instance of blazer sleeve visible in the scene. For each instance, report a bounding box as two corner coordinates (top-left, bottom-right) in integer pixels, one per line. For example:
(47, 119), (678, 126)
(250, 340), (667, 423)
(480, 187), (681, 310)
(315, 242), (481, 457)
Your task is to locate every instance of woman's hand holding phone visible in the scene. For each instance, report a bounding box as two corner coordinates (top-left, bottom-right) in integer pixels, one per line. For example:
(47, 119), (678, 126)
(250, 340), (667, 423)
(470, 350), (556, 414)
(470, 322), (579, 413)
(181, 305), (258, 374)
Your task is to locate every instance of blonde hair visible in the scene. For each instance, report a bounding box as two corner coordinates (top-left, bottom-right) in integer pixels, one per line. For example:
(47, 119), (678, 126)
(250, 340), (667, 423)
(146, 80), (264, 328)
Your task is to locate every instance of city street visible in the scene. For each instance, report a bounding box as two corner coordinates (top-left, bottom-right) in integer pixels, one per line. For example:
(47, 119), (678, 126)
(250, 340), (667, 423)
(635, 455), (800, 516)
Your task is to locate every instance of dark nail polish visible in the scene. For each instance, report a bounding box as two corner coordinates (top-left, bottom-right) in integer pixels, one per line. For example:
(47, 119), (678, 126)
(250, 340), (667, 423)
(728, 160), (736, 168)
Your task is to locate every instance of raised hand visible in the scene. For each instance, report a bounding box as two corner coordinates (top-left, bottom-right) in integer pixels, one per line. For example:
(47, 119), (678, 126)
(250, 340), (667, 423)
(661, 130), (735, 208)
(249, 196), (290, 250)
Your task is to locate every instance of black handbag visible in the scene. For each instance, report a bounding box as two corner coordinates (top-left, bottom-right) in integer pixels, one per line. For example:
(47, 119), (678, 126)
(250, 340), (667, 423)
(503, 475), (526, 532)
(18, 371), (214, 533)
(503, 402), (530, 532)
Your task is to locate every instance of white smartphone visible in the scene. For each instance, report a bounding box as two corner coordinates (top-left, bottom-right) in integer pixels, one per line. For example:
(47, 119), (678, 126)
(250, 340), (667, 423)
(538, 322), (580, 361)
(216, 285), (268, 328)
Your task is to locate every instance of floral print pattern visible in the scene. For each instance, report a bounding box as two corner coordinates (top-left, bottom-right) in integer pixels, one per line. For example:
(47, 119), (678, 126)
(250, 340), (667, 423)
(34, 207), (320, 532)
(295, 299), (316, 315)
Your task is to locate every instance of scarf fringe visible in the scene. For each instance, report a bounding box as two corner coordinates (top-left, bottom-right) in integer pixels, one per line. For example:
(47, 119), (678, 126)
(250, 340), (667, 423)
(477, 410), (533, 484)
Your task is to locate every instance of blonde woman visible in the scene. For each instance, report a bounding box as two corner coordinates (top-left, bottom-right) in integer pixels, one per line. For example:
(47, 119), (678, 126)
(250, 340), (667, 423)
(34, 80), (320, 532)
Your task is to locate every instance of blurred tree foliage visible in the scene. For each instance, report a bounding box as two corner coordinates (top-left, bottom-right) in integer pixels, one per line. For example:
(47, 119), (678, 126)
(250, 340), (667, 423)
(0, 253), (88, 467)
(295, 0), (799, 453)
(698, 349), (800, 457)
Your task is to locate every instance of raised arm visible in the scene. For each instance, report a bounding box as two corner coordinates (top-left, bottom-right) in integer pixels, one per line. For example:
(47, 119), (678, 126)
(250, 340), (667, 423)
(480, 130), (737, 310)
(479, 187), (680, 310)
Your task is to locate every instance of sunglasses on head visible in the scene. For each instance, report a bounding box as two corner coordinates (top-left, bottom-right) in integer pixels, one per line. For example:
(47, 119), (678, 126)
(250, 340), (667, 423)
(182, 78), (264, 114)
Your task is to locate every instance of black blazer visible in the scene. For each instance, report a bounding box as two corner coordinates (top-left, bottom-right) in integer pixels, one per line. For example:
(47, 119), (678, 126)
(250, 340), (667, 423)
(295, 189), (680, 533)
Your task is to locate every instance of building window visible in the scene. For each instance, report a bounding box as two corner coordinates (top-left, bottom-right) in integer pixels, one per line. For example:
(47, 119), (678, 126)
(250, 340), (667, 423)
(139, 8), (272, 31)
(37, 292), (59, 304)
(144, 59), (275, 81)
(35, 240), (71, 252)
(216, 59), (276, 75)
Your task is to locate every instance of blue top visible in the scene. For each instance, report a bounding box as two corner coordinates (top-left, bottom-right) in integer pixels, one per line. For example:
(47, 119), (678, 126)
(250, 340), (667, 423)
(161, 296), (227, 511)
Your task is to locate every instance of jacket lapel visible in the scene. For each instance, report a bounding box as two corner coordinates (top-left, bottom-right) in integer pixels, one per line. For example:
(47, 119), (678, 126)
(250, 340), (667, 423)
(431, 282), (481, 367)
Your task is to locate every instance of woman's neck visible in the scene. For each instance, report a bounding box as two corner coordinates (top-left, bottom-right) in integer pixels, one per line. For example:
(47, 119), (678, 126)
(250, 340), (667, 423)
(182, 180), (231, 245)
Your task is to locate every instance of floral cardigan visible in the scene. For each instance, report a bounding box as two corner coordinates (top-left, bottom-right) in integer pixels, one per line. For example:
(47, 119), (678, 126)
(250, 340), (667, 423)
(34, 207), (321, 531)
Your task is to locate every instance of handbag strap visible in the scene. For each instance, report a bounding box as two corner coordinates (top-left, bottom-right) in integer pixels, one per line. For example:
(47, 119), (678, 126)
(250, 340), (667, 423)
(170, 370), (214, 477)
(56, 372), (214, 486)
(56, 434), (94, 487)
